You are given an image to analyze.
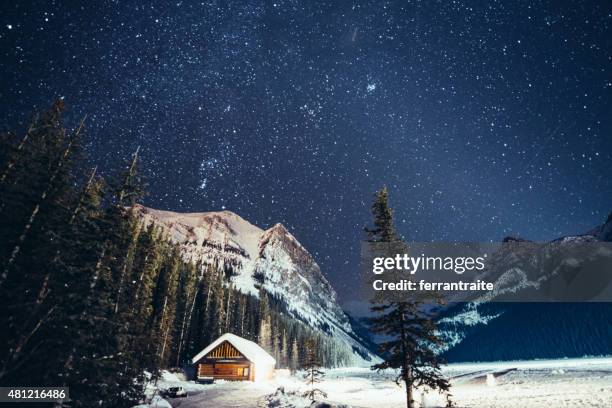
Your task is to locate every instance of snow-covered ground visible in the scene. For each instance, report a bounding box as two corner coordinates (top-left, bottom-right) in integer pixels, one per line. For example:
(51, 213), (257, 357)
(444, 358), (612, 408)
(139, 357), (612, 408)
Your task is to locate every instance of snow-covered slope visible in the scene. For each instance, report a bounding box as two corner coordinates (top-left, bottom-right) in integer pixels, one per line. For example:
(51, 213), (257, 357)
(130, 204), (376, 366)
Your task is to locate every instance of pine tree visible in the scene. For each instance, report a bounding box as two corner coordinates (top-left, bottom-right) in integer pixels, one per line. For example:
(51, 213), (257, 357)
(212, 271), (226, 337)
(0, 102), (83, 387)
(0, 103), (149, 407)
(280, 330), (289, 368)
(258, 289), (273, 353)
(0, 101), (74, 274)
(60, 174), (131, 407)
(238, 295), (247, 334)
(246, 295), (260, 340)
(102, 149), (150, 406)
(131, 225), (165, 380)
(258, 316), (273, 354)
(189, 272), (209, 356)
(173, 261), (198, 367)
(155, 247), (181, 367)
(302, 338), (327, 403)
(366, 187), (450, 408)
(290, 337), (300, 373)
(364, 186), (399, 243)
(0, 101), (377, 405)
(224, 282), (234, 332)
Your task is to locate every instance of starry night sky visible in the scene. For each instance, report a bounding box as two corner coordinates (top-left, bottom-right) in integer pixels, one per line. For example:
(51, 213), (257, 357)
(1, 1), (611, 300)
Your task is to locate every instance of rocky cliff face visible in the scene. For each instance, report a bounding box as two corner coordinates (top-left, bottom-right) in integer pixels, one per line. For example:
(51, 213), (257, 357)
(130, 204), (376, 365)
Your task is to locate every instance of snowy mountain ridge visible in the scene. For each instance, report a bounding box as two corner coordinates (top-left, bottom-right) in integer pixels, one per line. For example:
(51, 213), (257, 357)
(439, 212), (612, 361)
(130, 204), (377, 366)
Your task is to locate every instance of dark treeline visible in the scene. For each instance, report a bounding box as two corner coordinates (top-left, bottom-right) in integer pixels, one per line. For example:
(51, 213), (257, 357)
(0, 102), (352, 407)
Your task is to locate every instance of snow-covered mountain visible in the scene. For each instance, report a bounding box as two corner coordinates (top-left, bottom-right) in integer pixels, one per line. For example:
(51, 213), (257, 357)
(130, 204), (377, 366)
(439, 212), (612, 362)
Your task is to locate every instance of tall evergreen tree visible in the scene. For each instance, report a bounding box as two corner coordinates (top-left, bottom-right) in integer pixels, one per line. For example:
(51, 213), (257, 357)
(155, 247), (182, 368)
(302, 338), (327, 403)
(364, 186), (399, 243)
(0, 103), (148, 407)
(59, 173), (127, 407)
(0, 101), (83, 387)
(173, 262), (198, 366)
(258, 289), (273, 353)
(280, 330), (289, 368)
(290, 337), (300, 373)
(366, 187), (450, 408)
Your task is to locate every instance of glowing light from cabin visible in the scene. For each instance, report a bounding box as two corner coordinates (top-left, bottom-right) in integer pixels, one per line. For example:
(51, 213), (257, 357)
(254, 363), (272, 382)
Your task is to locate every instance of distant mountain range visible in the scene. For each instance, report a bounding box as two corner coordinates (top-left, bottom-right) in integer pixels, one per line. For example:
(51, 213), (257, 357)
(131, 204), (378, 366)
(439, 212), (612, 362)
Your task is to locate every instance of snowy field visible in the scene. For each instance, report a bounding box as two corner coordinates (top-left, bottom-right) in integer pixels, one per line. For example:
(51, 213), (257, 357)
(139, 357), (612, 408)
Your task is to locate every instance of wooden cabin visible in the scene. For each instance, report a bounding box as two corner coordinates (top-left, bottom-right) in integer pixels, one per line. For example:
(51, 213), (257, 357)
(191, 333), (276, 382)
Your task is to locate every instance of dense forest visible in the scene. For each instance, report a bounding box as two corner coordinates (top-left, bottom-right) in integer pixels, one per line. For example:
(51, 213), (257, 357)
(0, 102), (355, 407)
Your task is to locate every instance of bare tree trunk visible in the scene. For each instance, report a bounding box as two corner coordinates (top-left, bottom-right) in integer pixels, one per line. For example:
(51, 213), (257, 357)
(69, 166), (97, 224)
(405, 373), (413, 408)
(0, 306), (56, 380)
(0, 126), (32, 184)
(398, 305), (414, 408)
(89, 247), (106, 291)
(204, 266), (216, 314)
(117, 146), (140, 205)
(159, 324), (171, 365)
(113, 259), (131, 314)
(155, 295), (169, 358)
(156, 259), (182, 364)
(224, 286), (232, 332)
(113, 222), (141, 314)
(131, 253), (150, 304)
(240, 298), (246, 333)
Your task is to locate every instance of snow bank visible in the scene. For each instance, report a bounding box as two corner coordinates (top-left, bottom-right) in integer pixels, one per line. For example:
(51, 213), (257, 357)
(132, 395), (171, 408)
(262, 386), (354, 408)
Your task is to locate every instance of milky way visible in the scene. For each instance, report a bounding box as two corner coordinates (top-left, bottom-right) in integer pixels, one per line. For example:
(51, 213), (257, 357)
(1, 1), (611, 300)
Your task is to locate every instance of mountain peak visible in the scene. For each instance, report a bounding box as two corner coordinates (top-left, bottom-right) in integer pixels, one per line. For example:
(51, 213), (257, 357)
(261, 222), (290, 239)
(131, 204), (376, 366)
(269, 222), (288, 232)
(262, 222), (293, 242)
(596, 211), (612, 241)
(131, 204), (252, 228)
(578, 211), (612, 242)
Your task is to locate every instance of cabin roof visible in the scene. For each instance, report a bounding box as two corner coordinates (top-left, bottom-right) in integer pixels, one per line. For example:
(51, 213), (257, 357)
(191, 333), (276, 366)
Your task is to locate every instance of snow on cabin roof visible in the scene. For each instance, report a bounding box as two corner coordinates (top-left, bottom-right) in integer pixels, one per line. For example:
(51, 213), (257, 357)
(191, 333), (276, 366)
